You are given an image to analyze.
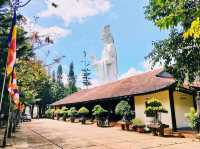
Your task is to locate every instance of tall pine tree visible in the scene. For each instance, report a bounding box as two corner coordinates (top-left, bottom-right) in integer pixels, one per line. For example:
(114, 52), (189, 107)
(57, 64), (63, 86)
(81, 50), (91, 89)
(68, 61), (77, 94)
(52, 70), (56, 82)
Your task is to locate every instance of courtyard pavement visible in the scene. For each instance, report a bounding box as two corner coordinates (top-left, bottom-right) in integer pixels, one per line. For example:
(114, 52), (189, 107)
(1, 119), (200, 149)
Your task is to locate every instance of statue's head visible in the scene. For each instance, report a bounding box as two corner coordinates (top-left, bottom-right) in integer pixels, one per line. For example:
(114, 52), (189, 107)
(101, 25), (114, 44)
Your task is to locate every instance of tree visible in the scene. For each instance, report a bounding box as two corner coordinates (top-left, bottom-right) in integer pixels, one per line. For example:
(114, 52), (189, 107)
(144, 98), (167, 124)
(52, 70), (56, 82)
(68, 107), (77, 122)
(81, 50), (91, 89)
(0, 1), (35, 117)
(78, 107), (89, 124)
(115, 100), (132, 121)
(68, 61), (77, 94)
(145, 0), (200, 84)
(57, 64), (63, 85)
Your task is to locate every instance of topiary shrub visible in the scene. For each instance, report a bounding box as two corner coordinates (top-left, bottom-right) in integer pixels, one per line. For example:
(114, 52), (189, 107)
(68, 107), (77, 123)
(145, 98), (167, 124)
(78, 107), (89, 124)
(115, 100), (132, 122)
(60, 107), (68, 121)
(92, 105), (108, 127)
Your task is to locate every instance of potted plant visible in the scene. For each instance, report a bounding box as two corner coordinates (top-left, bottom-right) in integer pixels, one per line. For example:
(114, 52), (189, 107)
(78, 107), (89, 124)
(145, 98), (167, 124)
(131, 118), (145, 132)
(68, 107), (77, 123)
(115, 100), (132, 130)
(62, 111), (68, 121)
(185, 107), (200, 134)
(54, 109), (61, 120)
(92, 105), (108, 127)
(60, 107), (68, 121)
(145, 98), (168, 136)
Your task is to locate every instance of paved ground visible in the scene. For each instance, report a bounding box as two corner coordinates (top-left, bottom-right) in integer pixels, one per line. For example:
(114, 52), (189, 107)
(1, 119), (200, 149)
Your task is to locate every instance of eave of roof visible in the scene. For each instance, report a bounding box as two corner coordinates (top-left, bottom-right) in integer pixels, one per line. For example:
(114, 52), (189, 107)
(51, 69), (177, 106)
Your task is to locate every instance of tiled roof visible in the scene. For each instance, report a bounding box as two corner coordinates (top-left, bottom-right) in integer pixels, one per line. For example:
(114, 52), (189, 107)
(51, 69), (176, 106)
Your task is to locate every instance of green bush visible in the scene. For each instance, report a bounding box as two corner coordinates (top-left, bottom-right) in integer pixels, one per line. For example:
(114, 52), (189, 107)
(115, 100), (131, 117)
(78, 107), (89, 116)
(62, 111), (68, 121)
(132, 118), (144, 126)
(45, 109), (55, 118)
(60, 107), (68, 117)
(68, 107), (77, 122)
(92, 105), (108, 118)
(68, 107), (77, 117)
(54, 109), (61, 115)
(61, 107), (68, 112)
(185, 107), (200, 130)
(145, 98), (167, 116)
(144, 98), (167, 124)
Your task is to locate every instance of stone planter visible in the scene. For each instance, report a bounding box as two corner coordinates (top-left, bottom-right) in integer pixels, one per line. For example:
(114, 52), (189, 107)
(136, 125), (145, 133)
(70, 117), (75, 123)
(81, 117), (86, 124)
(119, 121), (131, 131)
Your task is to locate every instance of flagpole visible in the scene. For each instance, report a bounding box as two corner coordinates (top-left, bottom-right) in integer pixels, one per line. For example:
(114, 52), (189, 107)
(0, 67), (8, 113)
(2, 95), (12, 147)
(0, 5), (16, 147)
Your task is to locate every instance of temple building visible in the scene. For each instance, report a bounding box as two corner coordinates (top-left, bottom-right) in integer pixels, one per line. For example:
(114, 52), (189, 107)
(51, 68), (200, 130)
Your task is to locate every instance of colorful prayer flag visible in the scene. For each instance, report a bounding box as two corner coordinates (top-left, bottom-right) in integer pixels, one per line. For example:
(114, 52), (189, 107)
(8, 69), (19, 105)
(6, 10), (17, 75)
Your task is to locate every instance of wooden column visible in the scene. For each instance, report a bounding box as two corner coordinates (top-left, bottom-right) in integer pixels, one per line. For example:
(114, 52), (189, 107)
(169, 88), (177, 131)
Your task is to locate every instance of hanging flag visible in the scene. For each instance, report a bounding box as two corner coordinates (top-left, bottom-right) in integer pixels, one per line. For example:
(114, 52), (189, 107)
(6, 10), (17, 75)
(17, 102), (25, 112)
(8, 68), (19, 105)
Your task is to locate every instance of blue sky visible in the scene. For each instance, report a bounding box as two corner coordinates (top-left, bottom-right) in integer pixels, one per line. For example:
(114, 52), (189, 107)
(20, 0), (168, 84)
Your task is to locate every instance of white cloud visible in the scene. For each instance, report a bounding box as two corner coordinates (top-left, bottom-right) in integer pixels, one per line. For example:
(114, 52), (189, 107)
(142, 59), (163, 71)
(39, 0), (111, 25)
(119, 60), (163, 80)
(23, 18), (70, 41)
(33, 25), (70, 40)
(119, 67), (143, 79)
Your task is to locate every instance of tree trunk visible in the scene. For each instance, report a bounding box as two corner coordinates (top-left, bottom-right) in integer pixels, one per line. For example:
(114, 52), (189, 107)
(38, 106), (42, 118)
(42, 105), (46, 117)
(31, 104), (34, 118)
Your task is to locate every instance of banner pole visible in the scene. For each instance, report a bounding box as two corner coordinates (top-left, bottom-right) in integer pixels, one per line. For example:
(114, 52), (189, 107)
(0, 67), (8, 113)
(2, 95), (12, 147)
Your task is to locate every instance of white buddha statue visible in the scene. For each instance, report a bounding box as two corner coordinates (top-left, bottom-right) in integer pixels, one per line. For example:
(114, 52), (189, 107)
(92, 25), (118, 84)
